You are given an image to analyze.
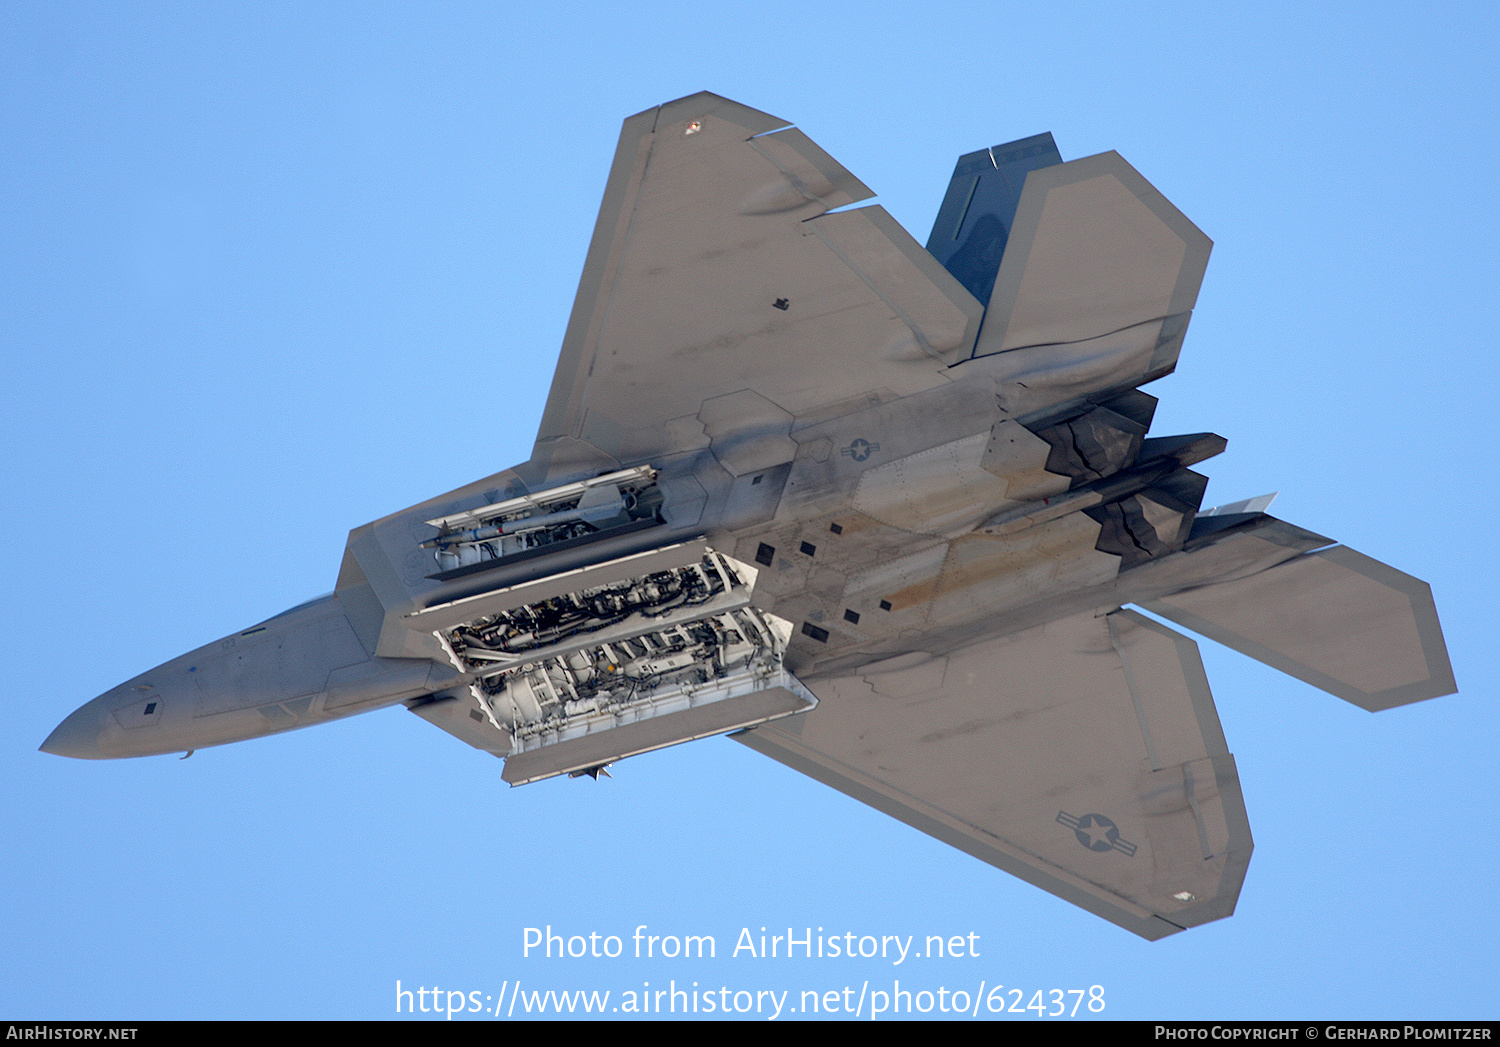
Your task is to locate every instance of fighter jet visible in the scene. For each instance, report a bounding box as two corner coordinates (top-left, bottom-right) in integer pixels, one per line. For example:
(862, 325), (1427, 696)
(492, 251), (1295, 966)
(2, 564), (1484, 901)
(42, 93), (1455, 939)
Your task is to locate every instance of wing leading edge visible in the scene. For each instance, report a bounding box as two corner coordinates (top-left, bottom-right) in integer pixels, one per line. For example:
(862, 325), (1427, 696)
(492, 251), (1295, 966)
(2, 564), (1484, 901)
(735, 608), (1252, 940)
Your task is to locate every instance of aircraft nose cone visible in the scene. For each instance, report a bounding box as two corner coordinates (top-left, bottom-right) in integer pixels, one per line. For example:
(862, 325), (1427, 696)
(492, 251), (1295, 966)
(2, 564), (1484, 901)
(40, 700), (109, 759)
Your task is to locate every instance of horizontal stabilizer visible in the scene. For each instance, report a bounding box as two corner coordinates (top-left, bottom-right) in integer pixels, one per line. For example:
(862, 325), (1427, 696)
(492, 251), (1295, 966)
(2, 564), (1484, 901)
(974, 151), (1211, 360)
(1140, 543), (1455, 711)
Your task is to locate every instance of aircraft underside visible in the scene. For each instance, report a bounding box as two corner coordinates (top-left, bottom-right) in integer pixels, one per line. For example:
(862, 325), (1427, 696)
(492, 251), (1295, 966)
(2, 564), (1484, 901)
(43, 93), (1454, 939)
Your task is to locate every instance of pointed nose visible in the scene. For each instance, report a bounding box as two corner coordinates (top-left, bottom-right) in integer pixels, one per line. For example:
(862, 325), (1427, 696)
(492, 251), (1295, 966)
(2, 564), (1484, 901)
(40, 700), (109, 759)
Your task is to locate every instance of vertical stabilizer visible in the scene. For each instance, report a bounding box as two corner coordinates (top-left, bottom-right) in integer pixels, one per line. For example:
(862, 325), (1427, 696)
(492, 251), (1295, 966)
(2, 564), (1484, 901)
(926, 133), (1064, 306)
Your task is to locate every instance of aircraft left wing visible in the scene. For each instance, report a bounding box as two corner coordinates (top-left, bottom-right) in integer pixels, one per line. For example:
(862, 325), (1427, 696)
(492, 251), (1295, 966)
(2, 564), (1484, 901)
(735, 608), (1251, 939)
(533, 93), (983, 475)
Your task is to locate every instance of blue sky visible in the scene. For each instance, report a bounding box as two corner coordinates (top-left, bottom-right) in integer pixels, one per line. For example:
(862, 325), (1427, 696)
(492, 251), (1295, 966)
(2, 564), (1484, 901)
(3, 1), (1496, 1020)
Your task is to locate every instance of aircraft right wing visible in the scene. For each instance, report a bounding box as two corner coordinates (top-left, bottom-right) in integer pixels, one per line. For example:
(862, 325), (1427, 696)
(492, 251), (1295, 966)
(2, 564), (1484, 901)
(735, 607), (1252, 939)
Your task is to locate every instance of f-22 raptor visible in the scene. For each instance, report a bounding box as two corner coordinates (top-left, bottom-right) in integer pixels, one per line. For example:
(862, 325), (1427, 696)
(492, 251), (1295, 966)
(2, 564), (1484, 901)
(44, 94), (1455, 939)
